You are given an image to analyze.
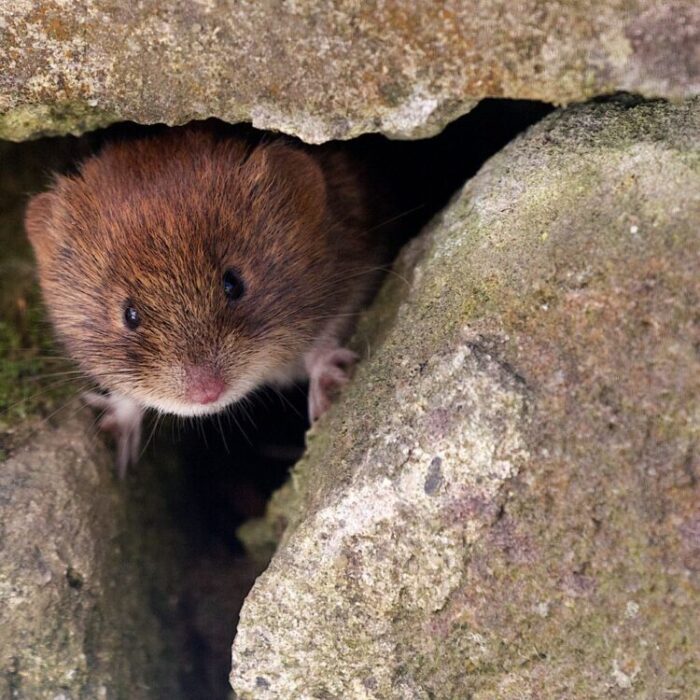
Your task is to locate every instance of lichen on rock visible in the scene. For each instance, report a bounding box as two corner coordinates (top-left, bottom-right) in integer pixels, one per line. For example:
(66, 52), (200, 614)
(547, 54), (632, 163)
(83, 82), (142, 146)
(231, 96), (700, 698)
(1, 1), (699, 142)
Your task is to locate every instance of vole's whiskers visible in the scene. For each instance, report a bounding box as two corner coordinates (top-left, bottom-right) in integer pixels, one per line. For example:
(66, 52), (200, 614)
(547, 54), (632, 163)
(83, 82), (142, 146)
(1, 377), (85, 418)
(270, 386), (304, 420)
(224, 399), (253, 447)
(215, 412), (230, 454)
(138, 411), (164, 464)
(2, 381), (93, 449)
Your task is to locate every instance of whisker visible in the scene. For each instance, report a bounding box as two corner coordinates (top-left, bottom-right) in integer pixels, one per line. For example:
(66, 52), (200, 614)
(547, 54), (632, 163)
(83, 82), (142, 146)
(239, 394), (259, 433)
(198, 416), (209, 449)
(216, 412), (230, 454)
(7, 384), (92, 447)
(138, 412), (162, 463)
(1, 377), (91, 417)
(226, 401), (253, 448)
(270, 386), (304, 421)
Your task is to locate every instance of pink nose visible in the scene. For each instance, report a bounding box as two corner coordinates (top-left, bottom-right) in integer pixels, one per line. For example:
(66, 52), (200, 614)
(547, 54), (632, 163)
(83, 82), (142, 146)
(185, 366), (226, 405)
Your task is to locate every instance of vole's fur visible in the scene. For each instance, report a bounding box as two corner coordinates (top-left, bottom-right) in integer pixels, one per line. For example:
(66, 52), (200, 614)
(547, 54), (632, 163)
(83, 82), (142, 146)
(25, 126), (394, 475)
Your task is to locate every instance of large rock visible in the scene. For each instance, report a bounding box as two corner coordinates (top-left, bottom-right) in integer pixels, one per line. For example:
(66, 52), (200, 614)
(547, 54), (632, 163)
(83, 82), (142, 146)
(231, 97), (700, 698)
(1, 2), (698, 142)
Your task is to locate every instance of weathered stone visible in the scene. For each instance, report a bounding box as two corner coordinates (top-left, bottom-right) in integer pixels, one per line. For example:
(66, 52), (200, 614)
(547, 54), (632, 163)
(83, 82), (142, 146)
(0, 2), (698, 143)
(231, 97), (700, 698)
(0, 409), (185, 699)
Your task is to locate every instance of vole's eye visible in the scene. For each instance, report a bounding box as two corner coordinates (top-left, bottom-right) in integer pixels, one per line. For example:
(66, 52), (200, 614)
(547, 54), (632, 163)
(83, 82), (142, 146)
(124, 304), (141, 330)
(223, 268), (245, 302)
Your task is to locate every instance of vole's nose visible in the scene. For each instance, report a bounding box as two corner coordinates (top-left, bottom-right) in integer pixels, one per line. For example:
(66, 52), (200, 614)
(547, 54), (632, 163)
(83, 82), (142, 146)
(185, 365), (226, 405)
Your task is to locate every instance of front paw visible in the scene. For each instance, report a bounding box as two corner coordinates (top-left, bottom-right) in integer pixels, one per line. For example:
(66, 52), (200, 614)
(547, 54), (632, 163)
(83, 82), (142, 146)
(307, 347), (358, 423)
(83, 392), (144, 478)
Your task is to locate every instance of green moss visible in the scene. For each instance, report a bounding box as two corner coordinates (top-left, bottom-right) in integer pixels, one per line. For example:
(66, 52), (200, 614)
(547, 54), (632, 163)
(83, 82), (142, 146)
(0, 281), (74, 430)
(0, 138), (82, 438)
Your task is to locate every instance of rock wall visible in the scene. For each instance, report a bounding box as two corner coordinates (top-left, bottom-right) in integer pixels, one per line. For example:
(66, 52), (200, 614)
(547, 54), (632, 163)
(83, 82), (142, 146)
(1, 4), (699, 696)
(1, 1), (698, 142)
(231, 97), (700, 698)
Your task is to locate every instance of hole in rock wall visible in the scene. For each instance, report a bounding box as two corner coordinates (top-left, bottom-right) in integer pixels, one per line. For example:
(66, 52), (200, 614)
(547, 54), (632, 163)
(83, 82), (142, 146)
(0, 98), (552, 698)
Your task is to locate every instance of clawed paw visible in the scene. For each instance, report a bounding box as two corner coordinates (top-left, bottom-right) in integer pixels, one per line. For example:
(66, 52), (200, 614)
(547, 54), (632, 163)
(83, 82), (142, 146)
(307, 347), (358, 423)
(83, 392), (144, 478)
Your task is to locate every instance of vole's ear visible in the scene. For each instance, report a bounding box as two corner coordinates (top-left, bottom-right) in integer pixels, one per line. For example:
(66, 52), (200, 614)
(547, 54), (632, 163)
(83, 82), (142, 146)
(25, 191), (60, 266)
(245, 144), (327, 227)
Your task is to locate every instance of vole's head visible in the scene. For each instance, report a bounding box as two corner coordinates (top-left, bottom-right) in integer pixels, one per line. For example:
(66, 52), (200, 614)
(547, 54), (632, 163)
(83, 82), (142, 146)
(25, 129), (333, 416)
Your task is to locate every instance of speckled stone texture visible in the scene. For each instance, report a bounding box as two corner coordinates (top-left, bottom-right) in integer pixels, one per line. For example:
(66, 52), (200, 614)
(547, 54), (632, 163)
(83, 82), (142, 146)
(0, 409), (185, 699)
(1, 1), (698, 142)
(231, 97), (700, 698)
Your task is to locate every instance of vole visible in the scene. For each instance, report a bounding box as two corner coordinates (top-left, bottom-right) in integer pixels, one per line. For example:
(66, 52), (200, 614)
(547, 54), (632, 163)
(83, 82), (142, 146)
(24, 125), (399, 476)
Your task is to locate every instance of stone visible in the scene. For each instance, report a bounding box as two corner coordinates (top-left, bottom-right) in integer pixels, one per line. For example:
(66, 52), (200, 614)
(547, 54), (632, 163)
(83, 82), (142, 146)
(231, 96), (700, 698)
(0, 409), (184, 699)
(0, 1), (698, 143)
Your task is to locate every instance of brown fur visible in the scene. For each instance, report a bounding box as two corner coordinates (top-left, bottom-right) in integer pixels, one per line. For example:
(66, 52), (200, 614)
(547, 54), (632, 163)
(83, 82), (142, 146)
(25, 127), (390, 414)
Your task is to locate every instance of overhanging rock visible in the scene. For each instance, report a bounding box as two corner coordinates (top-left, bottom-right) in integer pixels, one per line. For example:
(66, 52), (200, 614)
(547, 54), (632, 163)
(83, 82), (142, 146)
(1, 2), (699, 142)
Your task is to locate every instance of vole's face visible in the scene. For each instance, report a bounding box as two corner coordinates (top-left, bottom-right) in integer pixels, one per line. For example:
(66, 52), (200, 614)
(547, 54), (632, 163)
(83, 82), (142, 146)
(25, 131), (332, 416)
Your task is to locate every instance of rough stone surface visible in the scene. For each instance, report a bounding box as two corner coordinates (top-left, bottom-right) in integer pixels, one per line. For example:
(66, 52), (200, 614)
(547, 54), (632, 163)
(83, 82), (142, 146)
(0, 1), (699, 143)
(231, 97), (700, 698)
(0, 409), (185, 699)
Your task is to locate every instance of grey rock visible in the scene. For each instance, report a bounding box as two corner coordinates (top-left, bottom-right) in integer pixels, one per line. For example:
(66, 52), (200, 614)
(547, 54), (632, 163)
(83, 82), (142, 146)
(231, 97), (700, 698)
(0, 1), (698, 142)
(0, 409), (183, 699)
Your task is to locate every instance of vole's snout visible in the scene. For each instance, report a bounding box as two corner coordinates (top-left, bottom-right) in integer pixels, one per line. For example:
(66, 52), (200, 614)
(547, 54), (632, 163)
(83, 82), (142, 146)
(185, 364), (226, 406)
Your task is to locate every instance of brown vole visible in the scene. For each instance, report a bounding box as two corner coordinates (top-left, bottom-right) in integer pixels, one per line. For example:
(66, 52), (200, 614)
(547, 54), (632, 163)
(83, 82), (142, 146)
(25, 126), (396, 476)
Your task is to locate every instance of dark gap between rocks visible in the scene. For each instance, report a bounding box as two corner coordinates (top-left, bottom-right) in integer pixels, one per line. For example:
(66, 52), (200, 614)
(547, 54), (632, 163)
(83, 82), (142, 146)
(0, 98), (553, 699)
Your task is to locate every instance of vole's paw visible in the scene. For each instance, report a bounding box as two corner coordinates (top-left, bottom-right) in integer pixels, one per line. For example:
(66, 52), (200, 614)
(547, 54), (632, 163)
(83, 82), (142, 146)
(307, 347), (358, 423)
(83, 392), (144, 478)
